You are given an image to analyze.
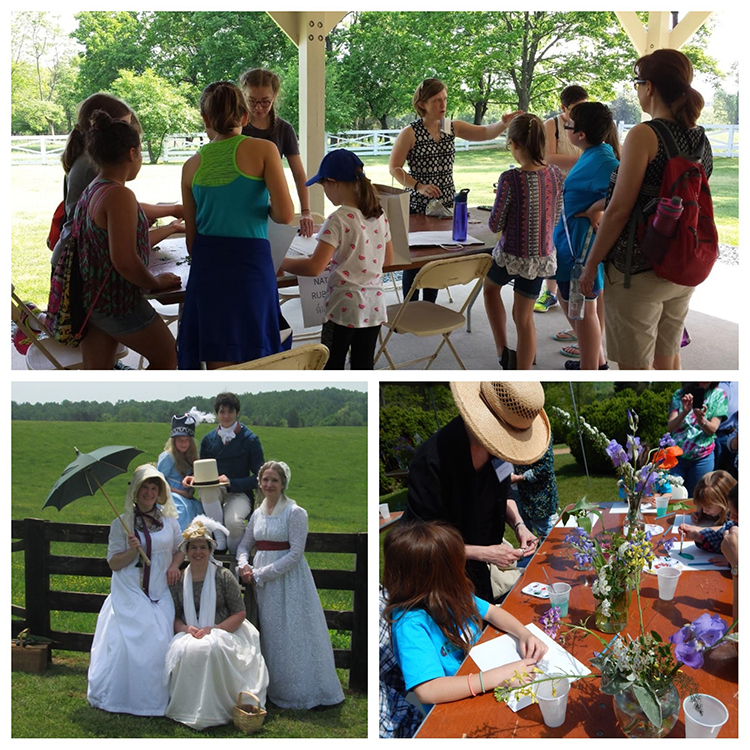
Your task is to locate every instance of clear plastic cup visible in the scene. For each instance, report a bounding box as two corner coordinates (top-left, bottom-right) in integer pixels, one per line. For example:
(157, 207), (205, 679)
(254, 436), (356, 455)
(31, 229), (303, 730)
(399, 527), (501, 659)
(536, 674), (570, 728)
(656, 567), (681, 600)
(683, 694), (728, 738)
(655, 495), (669, 518)
(548, 583), (571, 617)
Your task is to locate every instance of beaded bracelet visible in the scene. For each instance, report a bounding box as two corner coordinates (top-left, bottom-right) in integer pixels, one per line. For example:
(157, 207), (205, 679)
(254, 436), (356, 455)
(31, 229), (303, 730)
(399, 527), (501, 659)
(467, 672), (477, 697)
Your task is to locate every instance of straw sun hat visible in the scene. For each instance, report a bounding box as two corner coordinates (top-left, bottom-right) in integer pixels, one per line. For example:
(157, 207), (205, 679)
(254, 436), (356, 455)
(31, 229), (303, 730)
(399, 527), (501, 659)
(450, 382), (550, 464)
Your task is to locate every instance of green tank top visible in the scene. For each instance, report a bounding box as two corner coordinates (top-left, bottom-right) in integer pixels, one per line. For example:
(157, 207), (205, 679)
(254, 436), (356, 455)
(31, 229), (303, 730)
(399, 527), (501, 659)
(192, 135), (270, 238)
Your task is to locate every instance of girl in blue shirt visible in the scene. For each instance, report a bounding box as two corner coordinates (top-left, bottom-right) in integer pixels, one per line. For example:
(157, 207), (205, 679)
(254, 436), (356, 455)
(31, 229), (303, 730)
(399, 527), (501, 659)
(553, 102), (620, 370)
(382, 521), (547, 710)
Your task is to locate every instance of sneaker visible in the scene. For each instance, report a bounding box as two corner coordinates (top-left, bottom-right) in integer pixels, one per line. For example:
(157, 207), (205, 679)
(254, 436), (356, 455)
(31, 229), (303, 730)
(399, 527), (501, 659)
(559, 344), (580, 358)
(113, 360), (134, 370)
(565, 360), (610, 370)
(533, 290), (558, 313)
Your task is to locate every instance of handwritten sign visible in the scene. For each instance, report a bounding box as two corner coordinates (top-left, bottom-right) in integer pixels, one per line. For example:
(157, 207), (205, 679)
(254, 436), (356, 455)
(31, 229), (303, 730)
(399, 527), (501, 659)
(297, 272), (330, 328)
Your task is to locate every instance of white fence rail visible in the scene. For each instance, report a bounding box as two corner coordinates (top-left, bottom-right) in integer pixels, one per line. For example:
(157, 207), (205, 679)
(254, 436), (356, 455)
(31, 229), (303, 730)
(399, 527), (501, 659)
(11, 123), (740, 165)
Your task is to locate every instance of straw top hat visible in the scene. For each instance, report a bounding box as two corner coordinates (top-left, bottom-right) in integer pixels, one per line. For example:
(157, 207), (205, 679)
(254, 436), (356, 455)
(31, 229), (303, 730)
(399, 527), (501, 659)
(450, 382), (549, 464)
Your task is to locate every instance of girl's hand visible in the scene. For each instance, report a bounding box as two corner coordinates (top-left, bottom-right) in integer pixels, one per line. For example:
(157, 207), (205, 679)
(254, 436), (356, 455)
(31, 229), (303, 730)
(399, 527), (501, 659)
(416, 182), (441, 199)
(167, 219), (186, 235)
(182, 476), (194, 487)
(298, 213), (315, 238)
(707, 555), (728, 566)
(499, 657), (539, 687)
(575, 206), (603, 231)
(518, 632), (548, 662)
(218, 474), (229, 485)
(677, 523), (701, 542)
(150, 272), (181, 292)
(578, 264), (595, 296)
(126, 533), (141, 550)
(166, 564), (181, 585)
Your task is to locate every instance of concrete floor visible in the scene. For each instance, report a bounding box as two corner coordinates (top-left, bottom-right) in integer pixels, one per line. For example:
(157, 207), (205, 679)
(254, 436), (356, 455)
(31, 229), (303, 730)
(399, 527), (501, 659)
(12, 257), (738, 372)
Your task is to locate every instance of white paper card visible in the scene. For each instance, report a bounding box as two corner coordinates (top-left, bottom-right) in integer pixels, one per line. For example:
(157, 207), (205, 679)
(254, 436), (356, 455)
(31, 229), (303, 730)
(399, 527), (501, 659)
(407, 231), (483, 247)
(297, 272), (330, 328)
(609, 502), (657, 515)
(493, 460), (512, 483)
(555, 512), (600, 533)
(285, 234), (319, 258)
(469, 622), (590, 712)
(667, 540), (726, 570)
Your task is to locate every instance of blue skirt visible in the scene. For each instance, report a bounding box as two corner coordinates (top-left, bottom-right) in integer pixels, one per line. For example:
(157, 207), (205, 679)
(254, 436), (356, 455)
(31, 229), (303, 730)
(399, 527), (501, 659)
(177, 234), (291, 369)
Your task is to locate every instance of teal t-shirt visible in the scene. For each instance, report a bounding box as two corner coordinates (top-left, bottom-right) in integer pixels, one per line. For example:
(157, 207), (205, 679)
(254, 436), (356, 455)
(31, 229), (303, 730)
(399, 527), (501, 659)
(391, 595), (490, 710)
(192, 135), (269, 239)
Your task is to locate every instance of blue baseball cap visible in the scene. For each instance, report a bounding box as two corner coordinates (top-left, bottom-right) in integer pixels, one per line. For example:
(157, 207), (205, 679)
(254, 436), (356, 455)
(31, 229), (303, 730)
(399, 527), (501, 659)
(305, 149), (365, 186)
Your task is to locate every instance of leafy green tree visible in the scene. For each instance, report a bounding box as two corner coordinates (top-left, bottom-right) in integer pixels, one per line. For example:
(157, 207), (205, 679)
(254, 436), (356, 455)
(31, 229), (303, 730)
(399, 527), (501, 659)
(712, 63), (739, 124)
(11, 11), (77, 134)
(72, 11), (148, 97)
(142, 11), (296, 98)
(111, 69), (201, 163)
(332, 12), (428, 129)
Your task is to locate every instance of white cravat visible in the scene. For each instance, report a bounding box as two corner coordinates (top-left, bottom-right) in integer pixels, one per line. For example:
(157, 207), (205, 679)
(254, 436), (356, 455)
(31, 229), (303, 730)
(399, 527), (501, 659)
(217, 422), (238, 445)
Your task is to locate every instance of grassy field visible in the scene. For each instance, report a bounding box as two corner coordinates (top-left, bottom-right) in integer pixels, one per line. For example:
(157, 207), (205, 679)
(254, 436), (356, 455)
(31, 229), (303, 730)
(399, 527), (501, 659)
(10, 152), (739, 305)
(11, 421), (367, 738)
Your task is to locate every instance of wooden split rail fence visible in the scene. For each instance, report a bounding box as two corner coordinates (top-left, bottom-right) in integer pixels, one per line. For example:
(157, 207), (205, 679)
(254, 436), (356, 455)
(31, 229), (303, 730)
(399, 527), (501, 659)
(11, 517), (367, 692)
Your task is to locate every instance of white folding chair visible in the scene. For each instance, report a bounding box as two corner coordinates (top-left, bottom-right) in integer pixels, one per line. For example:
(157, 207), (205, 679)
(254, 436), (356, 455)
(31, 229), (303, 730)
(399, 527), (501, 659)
(11, 284), (128, 370)
(374, 255), (492, 370)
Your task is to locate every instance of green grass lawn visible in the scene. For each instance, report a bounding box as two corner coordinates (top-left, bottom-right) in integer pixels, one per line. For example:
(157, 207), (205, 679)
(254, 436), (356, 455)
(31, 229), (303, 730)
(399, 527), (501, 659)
(10, 152), (739, 305)
(12, 421), (367, 738)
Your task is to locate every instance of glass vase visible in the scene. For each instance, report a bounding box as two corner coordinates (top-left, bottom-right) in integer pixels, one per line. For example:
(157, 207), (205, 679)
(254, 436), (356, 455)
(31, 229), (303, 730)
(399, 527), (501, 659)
(613, 683), (680, 738)
(622, 504), (646, 540)
(594, 589), (629, 633)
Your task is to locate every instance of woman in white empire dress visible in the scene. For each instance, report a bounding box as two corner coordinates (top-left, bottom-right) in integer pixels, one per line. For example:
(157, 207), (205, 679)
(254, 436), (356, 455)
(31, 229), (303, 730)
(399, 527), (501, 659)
(237, 460), (344, 709)
(164, 516), (268, 730)
(87, 464), (183, 715)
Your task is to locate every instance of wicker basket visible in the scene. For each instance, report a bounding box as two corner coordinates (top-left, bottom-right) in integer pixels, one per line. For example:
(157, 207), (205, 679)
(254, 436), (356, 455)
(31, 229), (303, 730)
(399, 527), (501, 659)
(233, 691), (266, 734)
(11, 643), (49, 673)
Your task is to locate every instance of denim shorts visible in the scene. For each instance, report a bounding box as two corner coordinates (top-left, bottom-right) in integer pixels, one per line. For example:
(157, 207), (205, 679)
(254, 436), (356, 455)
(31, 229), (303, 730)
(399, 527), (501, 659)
(486, 262), (544, 300)
(88, 297), (157, 336)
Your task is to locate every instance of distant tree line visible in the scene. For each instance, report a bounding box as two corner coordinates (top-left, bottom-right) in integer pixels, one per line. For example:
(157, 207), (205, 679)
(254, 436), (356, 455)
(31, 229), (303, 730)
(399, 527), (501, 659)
(11, 387), (367, 428)
(12, 10), (732, 158)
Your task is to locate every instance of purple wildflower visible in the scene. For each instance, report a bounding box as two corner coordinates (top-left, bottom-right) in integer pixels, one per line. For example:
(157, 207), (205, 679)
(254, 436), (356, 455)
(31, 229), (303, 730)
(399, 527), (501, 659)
(659, 433), (677, 449)
(541, 606), (562, 640)
(669, 614), (729, 669)
(606, 440), (627, 468)
(659, 537), (675, 553)
(635, 466), (657, 495)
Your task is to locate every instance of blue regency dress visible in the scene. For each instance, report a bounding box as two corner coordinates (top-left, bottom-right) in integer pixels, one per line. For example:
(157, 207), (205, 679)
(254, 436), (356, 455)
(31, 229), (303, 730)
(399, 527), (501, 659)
(236, 498), (344, 709)
(177, 135), (290, 369)
(156, 451), (203, 531)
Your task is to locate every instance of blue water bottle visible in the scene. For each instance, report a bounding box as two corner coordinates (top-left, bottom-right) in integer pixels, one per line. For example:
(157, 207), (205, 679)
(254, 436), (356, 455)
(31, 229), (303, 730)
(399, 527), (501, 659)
(452, 188), (470, 242)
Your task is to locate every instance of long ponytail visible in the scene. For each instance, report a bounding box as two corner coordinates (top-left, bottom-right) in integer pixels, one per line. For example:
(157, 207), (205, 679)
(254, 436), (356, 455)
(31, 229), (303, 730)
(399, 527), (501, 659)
(352, 171), (384, 220)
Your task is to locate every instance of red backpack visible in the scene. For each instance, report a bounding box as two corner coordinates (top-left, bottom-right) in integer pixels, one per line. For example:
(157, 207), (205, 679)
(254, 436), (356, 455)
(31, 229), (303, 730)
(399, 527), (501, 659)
(624, 119), (718, 287)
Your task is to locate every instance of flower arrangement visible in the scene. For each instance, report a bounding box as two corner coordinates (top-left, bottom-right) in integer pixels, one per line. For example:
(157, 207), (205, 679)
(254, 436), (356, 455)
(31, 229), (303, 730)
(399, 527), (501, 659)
(553, 407), (686, 537)
(496, 596), (737, 736)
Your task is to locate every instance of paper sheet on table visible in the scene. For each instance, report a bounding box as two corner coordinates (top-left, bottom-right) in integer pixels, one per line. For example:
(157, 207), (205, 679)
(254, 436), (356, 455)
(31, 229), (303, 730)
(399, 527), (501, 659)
(469, 623), (590, 712)
(555, 512), (600, 533)
(666, 540), (726, 571)
(609, 502), (658, 515)
(285, 234), (319, 258)
(407, 231), (483, 247)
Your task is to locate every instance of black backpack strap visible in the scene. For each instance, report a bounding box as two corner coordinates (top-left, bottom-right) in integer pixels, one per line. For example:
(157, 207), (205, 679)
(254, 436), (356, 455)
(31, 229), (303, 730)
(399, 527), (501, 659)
(646, 118), (707, 163)
(555, 115), (559, 143)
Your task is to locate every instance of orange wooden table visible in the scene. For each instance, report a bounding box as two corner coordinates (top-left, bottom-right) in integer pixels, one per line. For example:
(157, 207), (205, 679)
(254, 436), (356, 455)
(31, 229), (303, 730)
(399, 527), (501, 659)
(415, 506), (738, 738)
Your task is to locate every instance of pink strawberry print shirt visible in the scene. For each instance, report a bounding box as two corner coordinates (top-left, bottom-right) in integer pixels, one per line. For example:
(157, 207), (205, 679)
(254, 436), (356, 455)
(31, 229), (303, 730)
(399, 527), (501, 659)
(318, 205), (391, 328)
